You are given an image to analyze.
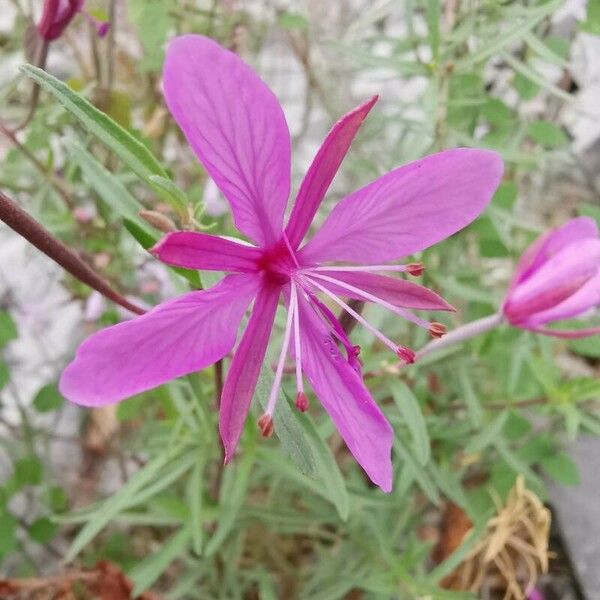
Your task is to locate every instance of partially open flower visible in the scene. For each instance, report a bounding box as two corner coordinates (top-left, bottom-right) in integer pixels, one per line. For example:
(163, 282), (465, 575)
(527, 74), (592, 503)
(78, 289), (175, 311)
(503, 217), (600, 338)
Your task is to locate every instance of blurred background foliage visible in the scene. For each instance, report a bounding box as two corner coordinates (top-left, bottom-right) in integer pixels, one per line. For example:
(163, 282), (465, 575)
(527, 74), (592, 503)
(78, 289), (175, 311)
(1, 1), (600, 598)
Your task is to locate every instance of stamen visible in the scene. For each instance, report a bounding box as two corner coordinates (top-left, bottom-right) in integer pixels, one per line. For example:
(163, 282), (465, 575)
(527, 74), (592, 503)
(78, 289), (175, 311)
(429, 322), (447, 338)
(308, 272), (431, 330)
(265, 284), (297, 417)
(303, 276), (404, 356)
(397, 347), (416, 364)
(308, 263), (424, 274)
(406, 262), (425, 276)
(295, 392), (309, 412)
(257, 414), (274, 438)
(306, 290), (357, 362)
(291, 283), (304, 397)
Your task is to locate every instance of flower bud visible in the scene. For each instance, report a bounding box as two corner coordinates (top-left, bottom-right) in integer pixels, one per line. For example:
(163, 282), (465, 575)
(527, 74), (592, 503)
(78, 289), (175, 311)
(37, 0), (82, 41)
(139, 210), (176, 233)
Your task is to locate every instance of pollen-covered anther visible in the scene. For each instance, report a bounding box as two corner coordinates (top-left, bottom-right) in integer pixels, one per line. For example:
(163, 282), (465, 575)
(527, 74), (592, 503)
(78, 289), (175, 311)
(429, 322), (447, 338)
(352, 345), (361, 356)
(396, 346), (416, 364)
(257, 414), (274, 438)
(295, 392), (309, 412)
(406, 262), (425, 276)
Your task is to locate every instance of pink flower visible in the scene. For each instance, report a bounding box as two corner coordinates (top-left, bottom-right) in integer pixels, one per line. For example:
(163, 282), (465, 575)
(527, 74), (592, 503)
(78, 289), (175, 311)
(503, 217), (600, 338)
(60, 35), (503, 491)
(37, 0), (109, 41)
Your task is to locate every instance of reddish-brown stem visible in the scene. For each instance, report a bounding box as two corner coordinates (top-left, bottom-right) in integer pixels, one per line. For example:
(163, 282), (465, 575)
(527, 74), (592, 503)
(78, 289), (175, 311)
(0, 189), (145, 315)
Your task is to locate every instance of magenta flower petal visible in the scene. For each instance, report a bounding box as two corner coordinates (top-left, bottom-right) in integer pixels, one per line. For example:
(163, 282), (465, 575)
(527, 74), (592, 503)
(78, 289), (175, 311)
(285, 96), (378, 248)
(151, 231), (261, 272)
(504, 239), (600, 323)
(510, 216), (599, 291)
(317, 270), (455, 311)
(296, 293), (394, 492)
(220, 283), (280, 462)
(60, 274), (260, 406)
(299, 148), (503, 265)
(520, 272), (600, 327)
(163, 35), (291, 247)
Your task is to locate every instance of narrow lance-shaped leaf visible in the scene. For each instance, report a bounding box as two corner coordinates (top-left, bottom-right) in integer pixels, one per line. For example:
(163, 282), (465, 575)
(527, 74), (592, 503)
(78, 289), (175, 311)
(67, 138), (154, 235)
(20, 65), (168, 181)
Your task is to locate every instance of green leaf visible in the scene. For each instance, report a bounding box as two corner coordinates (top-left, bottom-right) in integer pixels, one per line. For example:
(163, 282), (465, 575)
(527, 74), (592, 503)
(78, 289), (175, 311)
(187, 456), (205, 555)
(68, 138), (152, 233)
(425, 0), (441, 63)
(580, 0), (600, 35)
(65, 445), (188, 561)
(569, 334), (600, 358)
(29, 517), (58, 543)
(20, 65), (167, 181)
(253, 361), (314, 475)
(457, 364), (483, 427)
(494, 439), (545, 490)
(130, 527), (192, 595)
(15, 457), (43, 487)
(148, 175), (189, 216)
(541, 453), (580, 486)
(492, 182), (518, 210)
(0, 361), (8, 391)
(284, 394), (350, 520)
(49, 486), (69, 512)
(278, 12), (309, 30)
(205, 446), (255, 556)
(33, 384), (64, 413)
(128, 0), (171, 71)
(527, 120), (569, 148)
(513, 71), (540, 100)
(0, 311), (18, 347)
(390, 381), (430, 465)
(394, 437), (440, 505)
(501, 52), (573, 103)
(465, 412), (508, 454)
(0, 511), (17, 557)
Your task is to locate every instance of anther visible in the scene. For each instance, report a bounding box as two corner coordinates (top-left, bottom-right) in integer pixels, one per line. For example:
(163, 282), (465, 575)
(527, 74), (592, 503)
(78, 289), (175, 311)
(397, 346), (416, 364)
(406, 262), (425, 276)
(429, 322), (447, 338)
(353, 345), (361, 356)
(257, 414), (274, 438)
(295, 392), (309, 413)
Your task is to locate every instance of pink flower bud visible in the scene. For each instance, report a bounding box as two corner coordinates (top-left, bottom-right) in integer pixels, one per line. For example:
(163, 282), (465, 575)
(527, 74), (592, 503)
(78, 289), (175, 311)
(502, 217), (600, 339)
(37, 0), (83, 41)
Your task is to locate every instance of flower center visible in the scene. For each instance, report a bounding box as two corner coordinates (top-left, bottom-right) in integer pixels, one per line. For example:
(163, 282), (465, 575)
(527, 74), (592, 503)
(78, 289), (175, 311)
(257, 239), (297, 286)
